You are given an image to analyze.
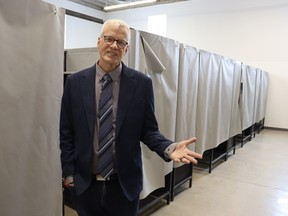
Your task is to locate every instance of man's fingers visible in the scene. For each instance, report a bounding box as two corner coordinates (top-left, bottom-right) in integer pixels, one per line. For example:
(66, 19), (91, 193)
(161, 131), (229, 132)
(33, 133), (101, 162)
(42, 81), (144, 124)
(189, 151), (202, 159)
(183, 137), (197, 146)
(180, 156), (199, 164)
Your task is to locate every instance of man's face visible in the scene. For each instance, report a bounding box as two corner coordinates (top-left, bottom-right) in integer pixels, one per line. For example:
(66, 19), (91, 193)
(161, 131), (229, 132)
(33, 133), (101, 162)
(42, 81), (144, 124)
(97, 24), (129, 71)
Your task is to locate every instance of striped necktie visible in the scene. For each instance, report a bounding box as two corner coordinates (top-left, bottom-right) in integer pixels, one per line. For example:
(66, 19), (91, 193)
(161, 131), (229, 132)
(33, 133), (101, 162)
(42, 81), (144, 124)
(97, 74), (114, 178)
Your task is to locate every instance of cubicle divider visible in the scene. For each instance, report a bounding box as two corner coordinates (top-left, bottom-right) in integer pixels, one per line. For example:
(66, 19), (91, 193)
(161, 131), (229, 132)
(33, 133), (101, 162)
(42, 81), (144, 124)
(62, 29), (269, 214)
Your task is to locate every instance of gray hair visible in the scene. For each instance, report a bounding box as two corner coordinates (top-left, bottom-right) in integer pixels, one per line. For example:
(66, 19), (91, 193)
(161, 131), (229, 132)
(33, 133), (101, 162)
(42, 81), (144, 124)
(100, 19), (131, 43)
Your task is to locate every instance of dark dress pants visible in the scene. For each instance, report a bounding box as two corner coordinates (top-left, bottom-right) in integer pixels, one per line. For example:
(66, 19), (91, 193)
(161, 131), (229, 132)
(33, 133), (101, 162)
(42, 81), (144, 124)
(69, 176), (139, 216)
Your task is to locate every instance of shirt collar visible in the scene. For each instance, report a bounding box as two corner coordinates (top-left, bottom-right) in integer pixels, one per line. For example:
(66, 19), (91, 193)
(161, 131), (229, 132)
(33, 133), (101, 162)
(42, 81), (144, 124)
(96, 62), (122, 82)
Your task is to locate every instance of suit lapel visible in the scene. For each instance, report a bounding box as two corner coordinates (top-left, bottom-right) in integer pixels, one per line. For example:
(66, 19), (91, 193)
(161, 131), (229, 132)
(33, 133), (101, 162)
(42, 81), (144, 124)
(116, 66), (137, 138)
(80, 66), (96, 137)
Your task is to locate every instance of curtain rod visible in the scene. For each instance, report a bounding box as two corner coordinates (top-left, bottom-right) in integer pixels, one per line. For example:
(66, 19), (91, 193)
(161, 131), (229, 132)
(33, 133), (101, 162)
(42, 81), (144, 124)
(65, 10), (104, 24)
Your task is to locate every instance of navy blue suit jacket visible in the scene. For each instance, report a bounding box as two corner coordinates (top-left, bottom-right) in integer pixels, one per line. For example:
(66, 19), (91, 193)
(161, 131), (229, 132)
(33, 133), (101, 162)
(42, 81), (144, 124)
(60, 63), (173, 201)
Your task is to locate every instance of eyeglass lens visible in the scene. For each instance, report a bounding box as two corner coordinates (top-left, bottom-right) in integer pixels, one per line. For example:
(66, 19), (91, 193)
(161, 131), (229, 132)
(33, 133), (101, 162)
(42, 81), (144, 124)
(103, 36), (128, 48)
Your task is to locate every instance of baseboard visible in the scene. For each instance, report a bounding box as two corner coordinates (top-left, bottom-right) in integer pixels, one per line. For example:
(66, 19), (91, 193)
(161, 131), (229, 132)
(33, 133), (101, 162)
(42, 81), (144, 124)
(264, 126), (288, 132)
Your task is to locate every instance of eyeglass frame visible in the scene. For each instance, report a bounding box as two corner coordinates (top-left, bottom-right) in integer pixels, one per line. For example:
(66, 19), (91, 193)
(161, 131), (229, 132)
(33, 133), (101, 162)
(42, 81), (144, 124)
(101, 35), (128, 49)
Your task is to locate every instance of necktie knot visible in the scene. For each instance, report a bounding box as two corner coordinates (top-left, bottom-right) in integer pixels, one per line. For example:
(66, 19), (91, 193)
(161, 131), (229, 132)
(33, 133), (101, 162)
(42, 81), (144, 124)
(103, 74), (112, 85)
(101, 74), (112, 90)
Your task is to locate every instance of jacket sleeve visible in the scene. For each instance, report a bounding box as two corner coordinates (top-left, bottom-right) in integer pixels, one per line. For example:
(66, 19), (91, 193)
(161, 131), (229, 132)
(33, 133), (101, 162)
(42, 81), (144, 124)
(140, 77), (173, 161)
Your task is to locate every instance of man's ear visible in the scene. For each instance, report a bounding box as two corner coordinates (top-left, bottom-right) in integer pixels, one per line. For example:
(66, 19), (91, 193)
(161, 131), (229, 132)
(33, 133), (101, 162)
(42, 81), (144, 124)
(97, 37), (101, 48)
(124, 45), (129, 55)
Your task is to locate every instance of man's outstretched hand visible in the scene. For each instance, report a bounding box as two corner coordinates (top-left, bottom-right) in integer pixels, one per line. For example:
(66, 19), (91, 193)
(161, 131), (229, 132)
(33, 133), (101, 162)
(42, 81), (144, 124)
(170, 137), (202, 164)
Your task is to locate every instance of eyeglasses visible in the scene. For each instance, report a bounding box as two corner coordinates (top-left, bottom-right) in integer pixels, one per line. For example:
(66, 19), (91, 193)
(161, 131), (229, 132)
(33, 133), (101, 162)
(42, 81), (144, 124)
(102, 35), (128, 49)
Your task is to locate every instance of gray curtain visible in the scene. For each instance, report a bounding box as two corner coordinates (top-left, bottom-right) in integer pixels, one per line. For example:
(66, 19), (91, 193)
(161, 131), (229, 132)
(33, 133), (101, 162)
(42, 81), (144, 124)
(228, 60), (242, 137)
(0, 1), (64, 215)
(128, 30), (179, 198)
(252, 68), (261, 124)
(174, 45), (199, 167)
(127, 31), (269, 195)
(195, 50), (237, 154)
(241, 65), (257, 130)
(175, 45), (199, 142)
(256, 70), (269, 122)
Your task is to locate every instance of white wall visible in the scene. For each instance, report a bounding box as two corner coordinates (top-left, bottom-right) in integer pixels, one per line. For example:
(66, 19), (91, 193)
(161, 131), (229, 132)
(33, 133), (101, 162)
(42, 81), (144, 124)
(106, 0), (288, 129)
(47, 0), (288, 129)
(43, 0), (105, 49)
(65, 15), (102, 48)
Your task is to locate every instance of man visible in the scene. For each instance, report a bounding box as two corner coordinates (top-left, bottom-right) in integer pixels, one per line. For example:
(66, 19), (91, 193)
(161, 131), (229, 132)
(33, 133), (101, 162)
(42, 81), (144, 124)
(60, 19), (202, 216)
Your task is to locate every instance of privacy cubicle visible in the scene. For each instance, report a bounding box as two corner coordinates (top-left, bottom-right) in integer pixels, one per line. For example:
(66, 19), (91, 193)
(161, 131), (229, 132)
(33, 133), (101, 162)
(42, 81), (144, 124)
(194, 50), (243, 172)
(240, 65), (269, 146)
(63, 29), (269, 214)
(241, 65), (258, 144)
(255, 69), (269, 132)
(129, 29), (268, 193)
(196, 51), (242, 154)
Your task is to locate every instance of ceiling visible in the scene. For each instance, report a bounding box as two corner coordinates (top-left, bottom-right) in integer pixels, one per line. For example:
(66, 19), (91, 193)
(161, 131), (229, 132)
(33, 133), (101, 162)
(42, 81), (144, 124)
(65, 0), (288, 13)
(66, 0), (187, 11)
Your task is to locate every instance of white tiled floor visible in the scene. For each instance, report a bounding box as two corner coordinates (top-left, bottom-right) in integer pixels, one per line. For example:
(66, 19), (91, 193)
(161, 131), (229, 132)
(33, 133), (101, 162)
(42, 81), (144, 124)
(65, 129), (288, 216)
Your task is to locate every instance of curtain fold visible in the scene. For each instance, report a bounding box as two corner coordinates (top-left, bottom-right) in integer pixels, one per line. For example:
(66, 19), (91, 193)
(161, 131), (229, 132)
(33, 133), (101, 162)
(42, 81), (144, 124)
(195, 50), (235, 154)
(256, 70), (269, 122)
(228, 60), (242, 137)
(174, 44), (199, 168)
(241, 65), (257, 130)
